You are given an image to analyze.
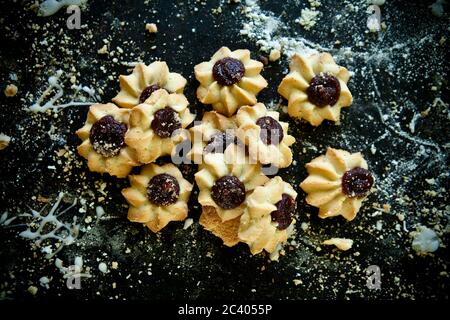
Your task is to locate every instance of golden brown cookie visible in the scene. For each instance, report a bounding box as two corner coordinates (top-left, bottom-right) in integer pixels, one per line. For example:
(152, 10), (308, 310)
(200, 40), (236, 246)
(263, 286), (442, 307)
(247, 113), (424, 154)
(300, 148), (374, 221)
(236, 102), (295, 168)
(125, 89), (194, 164)
(122, 163), (192, 232)
(188, 111), (238, 164)
(195, 146), (269, 223)
(194, 47), (268, 116)
(278, 53), (352, 126)
(113, 62), (186, 108)
(239, 176), (297, 260)
(76, 103), (140, 178)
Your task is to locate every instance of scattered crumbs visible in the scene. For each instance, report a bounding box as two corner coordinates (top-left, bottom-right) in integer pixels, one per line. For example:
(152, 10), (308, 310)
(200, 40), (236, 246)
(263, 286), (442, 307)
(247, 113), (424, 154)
(39, 276), (51, 289)
(27, 286), (38, 295)
(410, 225), (440, 255)
(145, 23), (158, 33)
(111, 261), (119, 270)
(376, 220), (383, 231)
(98, 262), (108, 273)
(300, 222), (309, 231)
(183, 218), (194, 230)
(4, 84), (18, 97)
(98, 45), (108, 55)
(293, 279), (302, 286)
(322, 238), (354, 251)
(269, 49), (281, 61)
(299, 8), (320, 31)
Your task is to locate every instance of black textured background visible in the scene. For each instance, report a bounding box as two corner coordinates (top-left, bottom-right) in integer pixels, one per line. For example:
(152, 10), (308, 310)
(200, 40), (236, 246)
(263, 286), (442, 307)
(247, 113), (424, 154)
(0, 0), (449, 300)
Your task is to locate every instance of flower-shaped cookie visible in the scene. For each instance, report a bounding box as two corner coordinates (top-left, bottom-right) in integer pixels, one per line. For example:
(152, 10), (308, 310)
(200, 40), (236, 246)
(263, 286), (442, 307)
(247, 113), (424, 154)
(125, 89), (195, 164)
(236, 103), (295, 168)
(300, 148), (374, 221)
(195, 146), (269, 224)
(122, 163), (193, 232)
(113, 61), (187, 108)
(239, 176), (298, 260)
(76, 103), (140, 178)
(188, 111), (241, 164)
(194, 47), (268, 116)
(278, 53), (352, 126)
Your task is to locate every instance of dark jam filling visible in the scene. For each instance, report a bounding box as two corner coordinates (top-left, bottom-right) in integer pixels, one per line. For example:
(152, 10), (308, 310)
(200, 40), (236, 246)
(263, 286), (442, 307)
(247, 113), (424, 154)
(212, 57), (245, 86)
(306, 73), (341, 107)
(211, 175), (246, 209)
(151, 107), (182, 138)
(341, 167), (374, 198)
(256, 116), (284, 145)
(89, 115), (127, 158)
(147, 173), (180, 206)
(270, 193), (296, 230)
(139, 84), (161, 103)
(204, 132), (239, 154)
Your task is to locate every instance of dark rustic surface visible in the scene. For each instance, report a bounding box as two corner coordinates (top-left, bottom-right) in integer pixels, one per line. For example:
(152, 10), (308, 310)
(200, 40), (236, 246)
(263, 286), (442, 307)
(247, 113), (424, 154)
(0, 0), (448, 300)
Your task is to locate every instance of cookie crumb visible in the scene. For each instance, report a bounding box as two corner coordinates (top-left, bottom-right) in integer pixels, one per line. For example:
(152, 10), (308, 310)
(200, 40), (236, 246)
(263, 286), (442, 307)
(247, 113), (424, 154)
(27, 286), (38, 295)
(269, 49), (281, 62)
(145, 23), (158, 33)
(183, 218), (194, 230)
(293, 279), (302, 286)
(322, 238), (353, 251)
(0, 133), (11, 150)
(4, 84), (18, 97)
(98, 262), (108, 273)
(98, 45), (108, 55)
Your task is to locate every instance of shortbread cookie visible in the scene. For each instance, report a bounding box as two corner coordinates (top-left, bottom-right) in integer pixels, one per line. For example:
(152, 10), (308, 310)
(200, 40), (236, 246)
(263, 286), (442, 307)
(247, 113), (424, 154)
(300, 148), (374, 221)
(113, 62), (187, 108)
(239, 176), (297, 260)
(125, 89), (194, 164)
(76, 103), (140, 178)
(122, 163), (193, 232)
(278, 53), (352, 126)
(195, 146), (269, 223)
(199, 205), (241, 247)
(188, 111), (240, 164)
(194, 46), (268, 116)
(236, 103), (295, 168)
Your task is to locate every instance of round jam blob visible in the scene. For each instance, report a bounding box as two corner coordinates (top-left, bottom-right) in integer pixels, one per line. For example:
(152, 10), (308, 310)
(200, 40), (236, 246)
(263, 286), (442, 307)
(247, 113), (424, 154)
(204, 132), (238, 154)
(212, 57), (245, 86)
(341, 167), (374, 198)
(256, 116), (284, 145)
(306, 73), (341, 107)
(211, 175), (246, 209)
(139, 84), (161, 103)
(151, 107), (182, 138)
(89, 115), (127, 158)
(147, 173), (180, 206)
(270, 193), (296, 230)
